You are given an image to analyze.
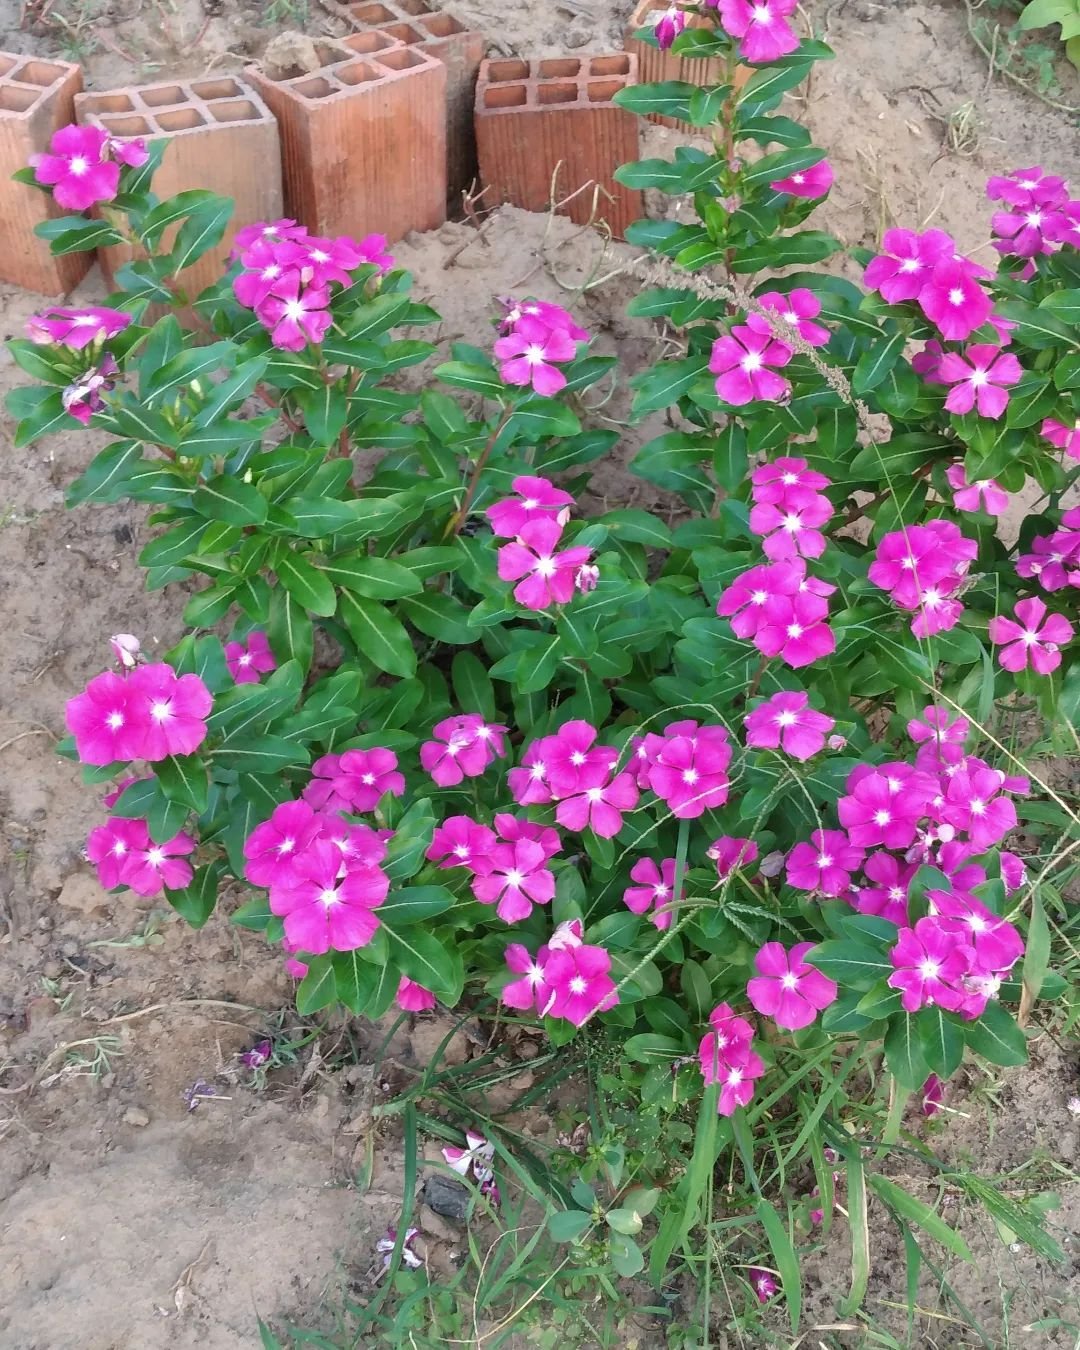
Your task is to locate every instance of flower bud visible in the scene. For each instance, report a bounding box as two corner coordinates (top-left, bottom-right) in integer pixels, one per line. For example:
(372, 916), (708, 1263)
(109, 633), (141, 668)
(575, 563), (600, 594)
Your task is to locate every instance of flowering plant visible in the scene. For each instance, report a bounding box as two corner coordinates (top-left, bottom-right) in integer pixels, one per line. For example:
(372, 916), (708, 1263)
(9, 16), (1075, 1319)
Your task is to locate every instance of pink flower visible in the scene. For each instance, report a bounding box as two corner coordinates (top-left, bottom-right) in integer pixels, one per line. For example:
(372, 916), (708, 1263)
(26, 305), (132, 350)
(856, 852), (914, 925)
(717, 559), (810, 638)
(541, 721), (617, 797)
(120, 829), (197, 897)
(499, 297), (589, 342)
(745, 691), (834, 761)
(305, 747), (405, 813)
(912, 339), (947, 384)
(716, 0), (799, 60)
(908, 705), (969, 759)
(927, 889), (1024, 974)
(233, 218), (307, 253)
(749, 1268), (779, 1303)
(497, 518), (593, 610)
(917, 259), (992, 341)
(1017, 531), (1080, 591)
(771, 158), (834, 198)
(356, 232), (394, 272)
(921, 1073), (944, 1116)
(109, 633), (141, 669)
(986, 166), (1068, 209)
(752, 590), (836, 668)
(989, 597), (1073, 674)
(486, 475), (574, 537)
(507, 736), (556, 805)
(541, 943), (618, 1026)
(647, 725), (732, 818)
(271, 840), (387, 954)
(61, 355), (119, 424)
(233, 237), (307, 309)
(256, 275), (332, 351)
(86, 817), (152, 889)
(623, 857), (676, 930)
(299, 233), (365, 286)
(747, 941), (837, 1031)
(556, 767), (639, 839)
(102, 775), (142, 809)
(31, 124), (119, 210)
(494, 314), (577, 395)
(575, 563), (599, 593)
(421, 714), (507, 787)
(501, 942), (553, 1012)
(869, 523), (976, 609)
(888, 916), (972, 1012)
(709, 836), (758, 879)
(397, 976), (437, 1012)
(750, 457), (831, 508)
(938, 344), (1022, 419)
(945, 463), (1009, 516)
(494, 813), (562, 859)
(66, 670), (143, 765)
(748, 288), (830, 347)
(653, 3), (686, 47)
(323, 819), (388, 870)
(838, 766), (935, 850)
(1041, 418), (1080, 460)
(864, 227), (954, 303)
(701, 1002), (756, 1070)
(442, 1129), (494, 1182)
(709, 323), (792, 406)
(126, 663), (212, 761)
(225, 630), (276, 684)
(471, 840), (556, 922)
(243, 799), (324, 889)
(749, 494), (833, 561)
(786, 829), (864, 897)
(427, 815), (497, 869)
(376, 1225), (424, 1270)
(939, 766), (1017, 850)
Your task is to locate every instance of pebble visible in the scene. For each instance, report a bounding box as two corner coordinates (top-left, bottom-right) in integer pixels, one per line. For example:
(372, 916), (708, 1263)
(122, 1107), (150, 1127)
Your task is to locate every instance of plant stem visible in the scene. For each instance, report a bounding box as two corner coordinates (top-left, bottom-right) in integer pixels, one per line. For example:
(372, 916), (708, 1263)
(446, 405), (514, 538)
(882, 1074), (909, 1145)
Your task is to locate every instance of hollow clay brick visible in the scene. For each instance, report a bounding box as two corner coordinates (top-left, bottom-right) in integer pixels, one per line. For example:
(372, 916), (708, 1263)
(344, 2), (485, 205)
(624, 0), (749, 131)
(0, 53), (90, 297)
(248, 38), (446, 243)
(475, 54), (642, 241)
(75, 77), (282, 302)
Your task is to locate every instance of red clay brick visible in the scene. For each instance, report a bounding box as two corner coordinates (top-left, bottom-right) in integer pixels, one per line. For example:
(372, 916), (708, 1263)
(344, 1), (485, 205)
(0, 53), (90, 297)
(624, 0), (748, 131)
(248, 39), (446, 243)
(475, 54), (642, 240)
(75, 76), (282, 301)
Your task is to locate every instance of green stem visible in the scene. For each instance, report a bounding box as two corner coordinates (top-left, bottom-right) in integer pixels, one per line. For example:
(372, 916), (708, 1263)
(882, 1075), (909, 1146)
(446, 404), (514, 538)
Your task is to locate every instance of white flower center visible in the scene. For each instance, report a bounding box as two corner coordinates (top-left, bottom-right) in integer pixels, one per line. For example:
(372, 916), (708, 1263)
(782, 512), (802, 534)
(534, 556), (556, 577)
(238, 652), (253, 666)
(505, 869), (525, 887)
(585, 787), (603, 803)
(780, 972), (799, 990)
(970, 368), (989, 387)
(150, 700), (171, 723)
(284, 299), (306, 322)
(319, 887), (339, 908)
(69, 156), (88, 176)
(918, 959), (940, 980)
(776, 711), (796, 727)
(111, 841), (127, 857)
(948, 288), (965, 306)
(361, 773), (375, 785)
(727, 1067), (744, 1085)
(786, 623), (804, 639)
(751, 3), (771, 19)
(682, 768), (699, 784)
(742, 351), (763, 372)
(569, 976), (588, 995)
(970, 798), (985, 815)
(1025, 211), (1042, 228)
(277, 837), (295, 855)
(899, 258), (922, 273)
(147, 847), (165, 867)
(818, 854), (833, 868)
(106, 710), (125, 730)
(783, 310), (800, 326)
(874, 810), (891, 826)
(453, 844), (470, 858)
(570, 751), (586, 766)
(751, 589), (768, 605)
(524, 344), (546, 366)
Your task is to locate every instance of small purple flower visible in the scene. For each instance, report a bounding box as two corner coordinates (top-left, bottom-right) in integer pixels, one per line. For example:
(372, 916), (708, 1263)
(749, 1266), (779, 1303)
(377, 1225), (423, 1270)
(240, 1039), (272, 1069)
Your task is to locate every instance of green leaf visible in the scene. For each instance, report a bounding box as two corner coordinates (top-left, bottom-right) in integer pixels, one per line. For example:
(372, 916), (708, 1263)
(805, 940), (893, 990)
(296, 957), (338, 1014)
(378, 885), (455, 924)
(729, 231), (841, 273)
(156, 753), (209, 813)
(384, 927), (463, 1004)
(548, 1211), (592, 1242)
(884, 1012), (929, 1089)
(268, 586), (313, 674)
(343, 291), (410, 341)
(852, 331), (906, 394)
(1040, 288), (1080, 325)
(143, 341), (234, 402)
(211, 735), (310, 773)
(615, 153), (722, 193)
(435, 360), (504, 398)
(964, 1001), (1028, 1067)
(915, 1007), (964, 1079)
(398, 591), (475, 644)
(623, 1033), (684, 1064)
(504, 395), (581, 440)
(613, 80), (697, 120)
(338, 591), (417, 678)
(34, 214), (126, 253)
(331, 949), (378, 1014)
(451, 650), (496, 720)
(993, 299), (1076, 350)
(737, 61), (813, 114)
(298, 383), (349, 447)
(320, 551), (422, 598)
(740, 145), (825, 188)
(165, 861), (224, 929)
(192, 475), (268, 526)
(275, 549), (337, 617)
(868, 1175), (973, 1261)
(169, 195), (232, 274)
(756, 1199), (802, 1332)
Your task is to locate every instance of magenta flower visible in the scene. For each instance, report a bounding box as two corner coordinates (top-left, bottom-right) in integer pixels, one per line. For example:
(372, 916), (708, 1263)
(305, 747), (405, 813)
(908, 705), (969, 760)
(486, 474), (574, 537)
(927, 889), (1024, 974)
(300, 233), (365, 287)
(126, 663), (212, 761)
(771, 158), (834, 198)
(507, 736), (556, 805)
(939, 766), (1018, 850)
(863, 227), (954, 303)
(868, 523), (977, 609)
(749, 494), (833, 561)
(499, 297), (590, 342)
(717, 558), (809, 638)
(1041, 417), (1080, 460)
(497, 518), (593, 610)
(749, 1268), (779, 1303)
(421, 714), (507, 786)
(120, 829), (197, 897)
(541, 943), (618, 1026)
(623, 857), (677, 930)
(31, 124), (119, 210)
(921, 1073), (944, 1117)
(709, 836), (758, 879)
(232, 218), (306, 253)
(716, 0), (799, 60)
(653, 3), (687, 48)
(541, 720), (617, 797)
(501, 942), (553, 1012)
(471, 839), (556, 922)
(271, 840), (387, 954)
(855, 851), (914, 925)
(786, 829), (864, 897)
(442, 1129), (494, 1183)
(1017, 531), (1080, 591)
(397, 976), (437, 1012)
(709, 323), (792, 406)
(26, 306), (132, 350)
(715, 1050), (765, 1116)
(86, 817), (152, 889)
(938, 344), (1022, 418)
(987, 166), (1068, 209)
(556, 766), (639, 839)
(494, 314), (577, 395)
(356, 232), (394, 272)
(750, 457), (831, 508)
(647, 725), (732, 818)
(745, 690), (834, 761)
(748, 288), (830, 347)
(989, 597), (1073, 674)
(701, 1002), (756, 1073)
(838, 766), (935, 850)
(747, 941), (837, 1031)
(232, 237), (307, 308)
(256, 275), (332, 351)
(912, 338), (947, 384)
(243, 799), (323, 889)
(427, 815), (497, 869)
(66, 670), (143, 765)
(945, 463), (1009, 516)
(917, 259), (992, 341)
(887, 916), (972, 1013)
(225, 630), (276, 684)
(376, 1225), (424, 1271)
(61, 354), (119, 425)
(752, 590), (836, 668)
(494, 814), (562, 861)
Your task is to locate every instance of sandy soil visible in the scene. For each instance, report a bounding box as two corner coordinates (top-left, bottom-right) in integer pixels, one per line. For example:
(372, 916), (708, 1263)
(0, 0), (1078, 1345)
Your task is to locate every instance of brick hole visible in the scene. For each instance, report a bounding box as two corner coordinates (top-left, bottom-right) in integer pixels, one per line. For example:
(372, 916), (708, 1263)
(80, 92), (135, 113)
(12, 59), (68, 86)
(208, 98), (258, 122)
(418, 13), (464, 35)
(487, 58), (529, 81)
(294, 75), (338, 99)
(0, 85), (39, 112)
(349, 1), (395, 18)
(336, 61), (380, 85)
(99, 113), (153, 135)
(483, 83), (526, 108)
(586, 79), (622, 102)
(156, 107), (205, 130)
(376, 47), (427, 70)
(342, 31), (398, 53)
(538, 58), (580, 77)
(538, 81), (577, 105)
(191, 77), (243, 99)
(589, 54), (630, 75)
(396, 0), (432, 13)
(141, 84), (186, 107)
(379, 22), (423, 42)
(0, 55), (16, 78)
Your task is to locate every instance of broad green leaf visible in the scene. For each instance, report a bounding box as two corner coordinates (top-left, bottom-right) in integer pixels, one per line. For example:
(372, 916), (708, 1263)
(338, 592), (417, 678)
(165, 860), (224, 929)
(384, 926), (463, 1003)
(192, 475), (268, 526)
(868, 1175), (973, 1261)
(275, 549), (337, 617)
(964, 1001), (1028, 1067)
(378, 885), (456, 924)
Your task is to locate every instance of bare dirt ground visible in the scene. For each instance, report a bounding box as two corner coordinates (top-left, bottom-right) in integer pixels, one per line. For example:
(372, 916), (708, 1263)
(0, 0), (1078, 1345)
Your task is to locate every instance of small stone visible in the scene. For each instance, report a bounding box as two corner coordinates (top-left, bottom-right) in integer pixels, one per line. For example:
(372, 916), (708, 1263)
(420, 1210), (461, 1242)
(123, 1106), (150, 1127)
(566, 23), (590, 48)
(516, 1038), (540, 1060)
(56, 872), (109, 916)
(421, 1174), (472, 1222)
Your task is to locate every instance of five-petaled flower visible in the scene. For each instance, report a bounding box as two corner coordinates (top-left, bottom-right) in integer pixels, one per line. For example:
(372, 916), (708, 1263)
(938, 344), (1022, 418)
(709, 323), (793, 406)
(494, 314), (578, 395)
(497, 518), (593, 611)
(746, 941), (838, 1030)
(745, 690), (835, 761)
(988, 597), (1073, 674)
